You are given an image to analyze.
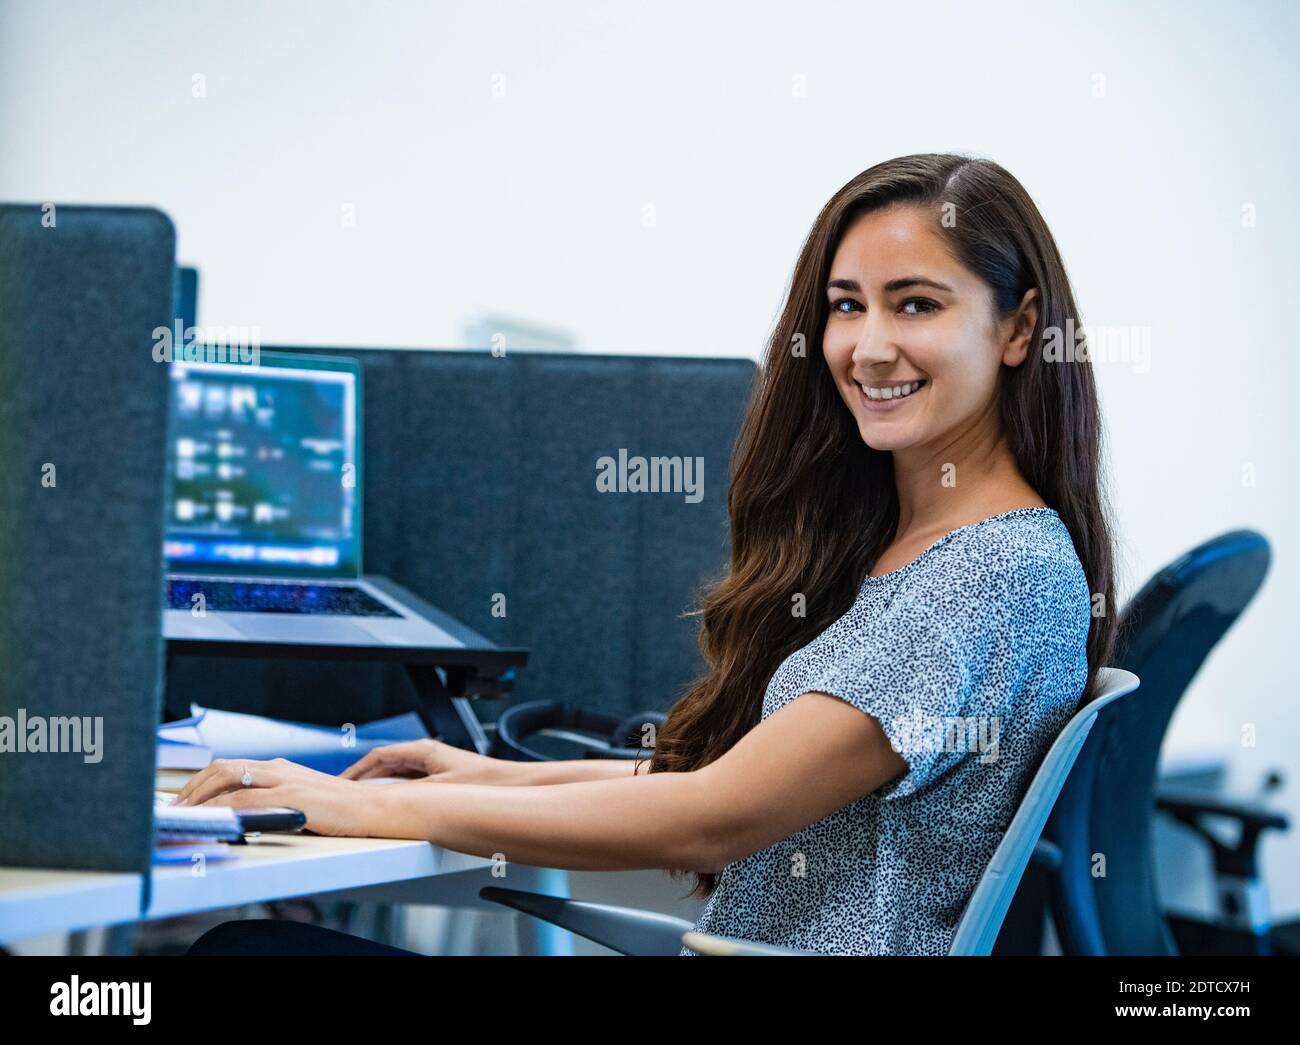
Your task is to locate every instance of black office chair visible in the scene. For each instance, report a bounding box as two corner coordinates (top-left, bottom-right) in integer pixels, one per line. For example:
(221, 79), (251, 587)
(998, 528), (1292, 956)
(490, 702), (666, 763)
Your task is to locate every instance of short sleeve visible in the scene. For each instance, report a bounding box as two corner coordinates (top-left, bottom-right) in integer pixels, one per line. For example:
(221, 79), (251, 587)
(803, 549), (1063, 801)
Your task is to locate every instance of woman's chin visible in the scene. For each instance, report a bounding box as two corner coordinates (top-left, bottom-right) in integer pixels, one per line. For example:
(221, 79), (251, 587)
(857, 420), (916, 453)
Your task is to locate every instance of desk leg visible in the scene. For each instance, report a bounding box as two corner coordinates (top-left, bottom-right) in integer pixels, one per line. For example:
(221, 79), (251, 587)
(513, 868), (576, 957)
(68, 924), (137, 956)
(405, 664), (491, 754)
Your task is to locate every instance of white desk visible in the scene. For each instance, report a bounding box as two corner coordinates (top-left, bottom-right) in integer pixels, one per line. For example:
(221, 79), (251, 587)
(0, 866), (141, 944)
(0, 834), (547, 947)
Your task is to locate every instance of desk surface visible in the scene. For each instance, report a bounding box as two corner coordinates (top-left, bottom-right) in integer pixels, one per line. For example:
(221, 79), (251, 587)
(148, 834), (487, 919)
(0, 833), (492, 945)
(0, 865), (141, 944)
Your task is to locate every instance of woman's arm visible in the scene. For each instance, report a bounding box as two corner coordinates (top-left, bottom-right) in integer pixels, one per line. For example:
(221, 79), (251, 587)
(187, 691), (907, 874)
(373, 769), (713, 871)
(377, 692), (906, 871)
(503, 758), (650, 785)
(338, 739), (646, 786)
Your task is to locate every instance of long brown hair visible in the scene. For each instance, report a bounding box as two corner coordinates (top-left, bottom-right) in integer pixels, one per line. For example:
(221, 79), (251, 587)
(648, 153), (1118, 898)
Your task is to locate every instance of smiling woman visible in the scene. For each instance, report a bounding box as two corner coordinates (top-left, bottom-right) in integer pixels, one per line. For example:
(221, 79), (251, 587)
(649, 153), (1118, 952)
(183, 153), (1118, 957)
(822, 205), (1040, 458)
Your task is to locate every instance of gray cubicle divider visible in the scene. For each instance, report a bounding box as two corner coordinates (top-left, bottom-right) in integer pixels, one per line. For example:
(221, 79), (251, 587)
(164, 348), (756, 732)
(0, 205), (175, 884)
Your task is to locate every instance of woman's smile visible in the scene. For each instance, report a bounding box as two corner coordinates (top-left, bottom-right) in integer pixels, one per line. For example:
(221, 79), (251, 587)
(857, 377), (928, 412)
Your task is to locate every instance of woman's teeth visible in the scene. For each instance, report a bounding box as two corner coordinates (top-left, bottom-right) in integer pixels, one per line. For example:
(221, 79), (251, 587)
(860, 380), (926, 401)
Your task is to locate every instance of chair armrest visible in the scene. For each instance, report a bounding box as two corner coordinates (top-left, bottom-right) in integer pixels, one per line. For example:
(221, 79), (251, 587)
(580, 745), (649, 760)
(1155, 786), (1289, 879)
(1155, 787), (1289, 833)
(681, 930), (813, 956)
(479, 886), (695, 956)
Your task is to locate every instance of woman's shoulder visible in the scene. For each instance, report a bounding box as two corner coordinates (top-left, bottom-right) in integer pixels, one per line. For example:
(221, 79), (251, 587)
(947, 504), (1080, 563)
(899, 507), (1090, 612)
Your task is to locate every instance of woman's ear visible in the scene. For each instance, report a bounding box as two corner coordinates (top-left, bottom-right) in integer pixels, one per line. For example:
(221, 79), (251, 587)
(1001, 288), (1040, 367)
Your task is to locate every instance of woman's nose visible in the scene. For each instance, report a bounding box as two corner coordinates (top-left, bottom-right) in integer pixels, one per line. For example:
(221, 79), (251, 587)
(851, 313), (899, 368)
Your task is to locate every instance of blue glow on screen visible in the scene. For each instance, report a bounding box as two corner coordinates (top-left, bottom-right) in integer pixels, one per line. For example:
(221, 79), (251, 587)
(164, 359), (359, 575)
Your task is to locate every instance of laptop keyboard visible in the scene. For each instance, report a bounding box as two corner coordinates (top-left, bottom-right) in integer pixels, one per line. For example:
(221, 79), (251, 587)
(166, 579), (401, 617)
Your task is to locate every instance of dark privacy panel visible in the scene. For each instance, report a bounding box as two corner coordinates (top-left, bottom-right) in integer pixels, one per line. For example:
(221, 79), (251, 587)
(0, 205), (174, 874)
(165, 349), (755, 728)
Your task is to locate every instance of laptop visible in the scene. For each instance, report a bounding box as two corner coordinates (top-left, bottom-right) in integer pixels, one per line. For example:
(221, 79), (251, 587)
(162, 350), (462, 649)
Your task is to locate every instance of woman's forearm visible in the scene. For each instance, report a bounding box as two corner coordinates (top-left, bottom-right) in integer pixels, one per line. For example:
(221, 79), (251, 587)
(493, 757), (648, 786)
(368, 771), (717, 873)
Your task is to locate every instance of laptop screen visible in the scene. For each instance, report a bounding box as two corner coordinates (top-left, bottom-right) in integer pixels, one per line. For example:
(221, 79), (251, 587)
(163, 351), (362, 578)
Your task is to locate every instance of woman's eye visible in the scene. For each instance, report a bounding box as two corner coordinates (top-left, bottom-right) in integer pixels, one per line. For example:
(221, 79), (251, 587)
(900, 297), (939, 315)
(829, 297), (937, 316)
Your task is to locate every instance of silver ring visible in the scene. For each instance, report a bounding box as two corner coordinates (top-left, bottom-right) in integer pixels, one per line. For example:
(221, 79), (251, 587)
(241, 766), (253, 787)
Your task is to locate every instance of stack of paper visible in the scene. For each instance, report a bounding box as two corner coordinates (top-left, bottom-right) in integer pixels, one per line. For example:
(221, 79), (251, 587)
(152, 790), (242, 866)
(178, 705), (429, 775)
(157, 713), (213, 770)
(153, 791), (241, 840)
(155, 706), (427, 780)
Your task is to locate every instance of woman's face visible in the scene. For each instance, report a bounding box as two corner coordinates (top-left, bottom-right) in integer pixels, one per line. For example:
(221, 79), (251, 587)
(822, 204), (1035, 454)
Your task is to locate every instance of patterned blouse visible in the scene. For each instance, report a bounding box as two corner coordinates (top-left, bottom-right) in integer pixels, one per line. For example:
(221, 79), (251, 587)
(682, 507), (1092, 955)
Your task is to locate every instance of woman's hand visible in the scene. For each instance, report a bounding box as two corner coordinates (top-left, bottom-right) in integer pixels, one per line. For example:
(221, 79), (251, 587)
(173, 757), (375, 837)
(339, 738), (506, 784)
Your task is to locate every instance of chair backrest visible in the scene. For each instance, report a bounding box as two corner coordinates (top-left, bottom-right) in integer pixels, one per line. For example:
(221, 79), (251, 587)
(0, 204), (175, 878)
(948, 666), (1141, 955)
(165, 348), (755, 728)
(1046, 529), (1271, 955)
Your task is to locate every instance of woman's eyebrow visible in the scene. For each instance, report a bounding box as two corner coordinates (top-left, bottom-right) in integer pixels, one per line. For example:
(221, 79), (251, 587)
(826, 276), (955, 293)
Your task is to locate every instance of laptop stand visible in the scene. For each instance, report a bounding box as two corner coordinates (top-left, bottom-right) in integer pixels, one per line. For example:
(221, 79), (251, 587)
(165, 575), (528, 753)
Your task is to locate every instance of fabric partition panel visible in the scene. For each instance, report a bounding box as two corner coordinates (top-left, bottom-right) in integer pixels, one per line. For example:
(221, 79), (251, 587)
(0, 205), (174, 876)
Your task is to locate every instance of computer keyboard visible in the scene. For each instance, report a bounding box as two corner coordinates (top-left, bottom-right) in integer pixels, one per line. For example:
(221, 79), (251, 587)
(166, 579), (401, 617)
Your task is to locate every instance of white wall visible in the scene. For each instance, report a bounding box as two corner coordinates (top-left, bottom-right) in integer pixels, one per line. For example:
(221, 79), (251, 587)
(3, 0), (1299, 912)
